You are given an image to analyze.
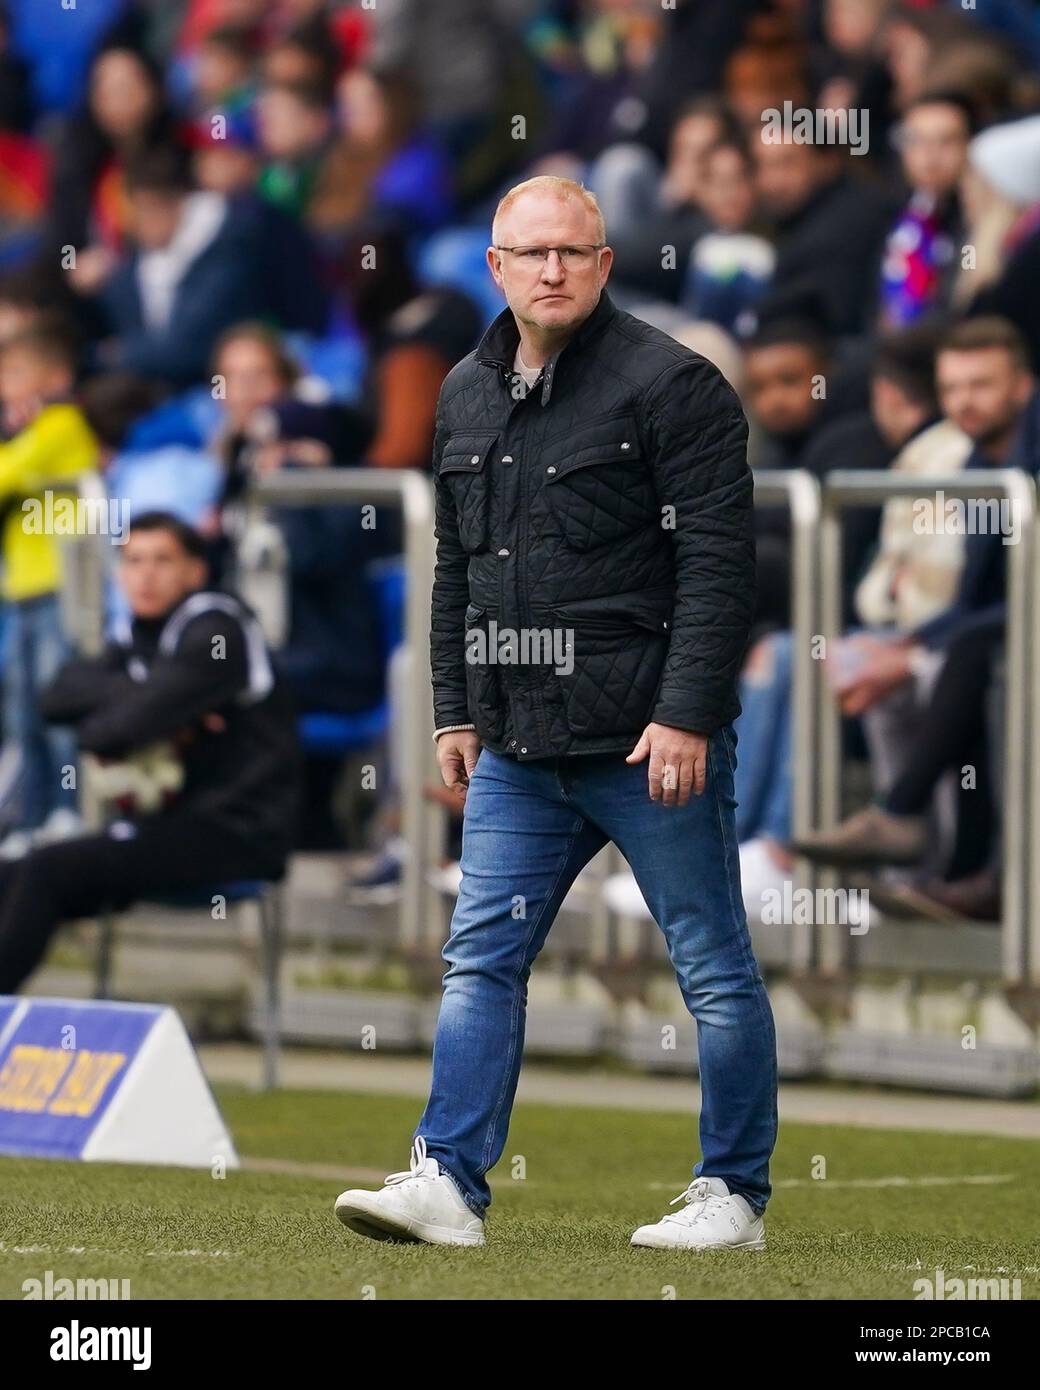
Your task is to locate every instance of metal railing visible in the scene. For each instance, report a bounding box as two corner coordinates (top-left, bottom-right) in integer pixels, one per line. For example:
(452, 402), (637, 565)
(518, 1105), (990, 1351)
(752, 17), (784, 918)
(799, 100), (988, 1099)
(248, 468), (439, 951)
(752, 470), (821, 971)
(819, 470), (1036, 984)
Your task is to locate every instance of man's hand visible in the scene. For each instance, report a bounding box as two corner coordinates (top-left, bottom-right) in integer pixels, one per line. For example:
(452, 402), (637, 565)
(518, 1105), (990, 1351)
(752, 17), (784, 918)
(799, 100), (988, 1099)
(436, 730), (481, 798)
(831, 636), (914, 717)
(625, 722), (709, 805)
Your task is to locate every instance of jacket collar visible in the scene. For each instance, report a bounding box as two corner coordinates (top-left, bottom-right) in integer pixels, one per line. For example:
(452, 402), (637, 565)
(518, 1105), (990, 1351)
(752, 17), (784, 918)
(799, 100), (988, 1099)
(475, 289), (618, 405)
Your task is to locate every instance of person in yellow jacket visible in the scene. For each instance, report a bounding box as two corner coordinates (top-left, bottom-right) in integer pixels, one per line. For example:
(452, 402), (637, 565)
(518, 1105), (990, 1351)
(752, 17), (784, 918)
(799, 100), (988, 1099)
(0, 319), (98, 855)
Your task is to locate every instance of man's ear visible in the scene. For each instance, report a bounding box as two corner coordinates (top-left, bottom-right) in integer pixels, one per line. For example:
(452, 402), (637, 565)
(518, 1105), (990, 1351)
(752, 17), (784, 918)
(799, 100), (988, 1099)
(187, 557), (208, 591)
(486, 246), (504, 288)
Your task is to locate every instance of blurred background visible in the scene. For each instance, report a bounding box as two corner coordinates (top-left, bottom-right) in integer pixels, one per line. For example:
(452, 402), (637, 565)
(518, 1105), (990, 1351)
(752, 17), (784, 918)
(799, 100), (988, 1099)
(2, 0), (1040, 1095)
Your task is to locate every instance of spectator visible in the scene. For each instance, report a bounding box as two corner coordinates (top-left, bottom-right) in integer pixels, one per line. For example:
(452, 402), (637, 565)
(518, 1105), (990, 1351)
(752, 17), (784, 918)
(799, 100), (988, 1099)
(191, 23), (260, 114)
(43, 46), (179, 261)
(794, 317), (1038, 884)
(680, 137), (776, 333)
(343, 232), (481, 471)
(961, 113), (1040, 370)
(744, 318), (888, 627)
(0, 317), (98, 855)
(752, 135), (897, 335)
(85, 146), (277, 386)
(878, 92), (974, 330)
(0, 511), (301, 993)
(734, 324), (964, 898)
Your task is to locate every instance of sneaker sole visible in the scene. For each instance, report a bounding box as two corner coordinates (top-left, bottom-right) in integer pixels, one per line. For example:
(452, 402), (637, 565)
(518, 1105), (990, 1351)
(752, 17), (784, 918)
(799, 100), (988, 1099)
(631, 1233), (766, 1251)
(334, 1195), (485, 1247)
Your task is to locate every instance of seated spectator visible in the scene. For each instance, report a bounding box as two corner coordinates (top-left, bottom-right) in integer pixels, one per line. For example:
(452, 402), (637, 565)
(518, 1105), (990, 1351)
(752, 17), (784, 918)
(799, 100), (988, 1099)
(735, 325), (964, 895)
(255, 79), (336, 220)
(744, 318), (887, 629)
(752, 136), (897, 336)
(587, 96), (742, 304)
(190, 23), (260, 116)
(343, 232), (481, 470)
(42, 46), (179, 264)
(878, 92), (974, 331)
(0, 317), (98, 856)
(680, 137), (775, 334)
(188, 110), (328, 335)
(794, 318), (1038, 896)
(0, 511), (301, 993)
(307, 67), (454, 245)
(961, 113), (1040, 371)
(84, 146), (282, 386)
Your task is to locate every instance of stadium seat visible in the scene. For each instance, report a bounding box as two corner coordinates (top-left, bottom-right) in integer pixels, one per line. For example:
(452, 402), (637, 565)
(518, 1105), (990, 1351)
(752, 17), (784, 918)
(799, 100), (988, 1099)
(415, 227), (506, 328)
(296, 555), (406, 756)
(94, 877), (286, 1091)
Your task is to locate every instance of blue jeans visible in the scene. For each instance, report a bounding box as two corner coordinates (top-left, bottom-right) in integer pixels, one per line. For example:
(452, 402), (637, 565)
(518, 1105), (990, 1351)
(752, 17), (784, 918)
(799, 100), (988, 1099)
(415, 729), (778, 1219)
(734, 631), (794, 844)
(2, 593), (78, 830)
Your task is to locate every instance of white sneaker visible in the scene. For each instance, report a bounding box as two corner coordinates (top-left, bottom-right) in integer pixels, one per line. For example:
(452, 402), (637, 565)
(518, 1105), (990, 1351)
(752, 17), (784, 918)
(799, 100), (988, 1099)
(334, 1136), (485, 1246)
(631, 1176), (766, 1251)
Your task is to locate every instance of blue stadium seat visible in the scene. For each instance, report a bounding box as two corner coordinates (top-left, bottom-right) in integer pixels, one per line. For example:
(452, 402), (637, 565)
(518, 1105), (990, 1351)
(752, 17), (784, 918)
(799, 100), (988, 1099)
(296, 555), (405, 756)
(415, 227), (505, 328)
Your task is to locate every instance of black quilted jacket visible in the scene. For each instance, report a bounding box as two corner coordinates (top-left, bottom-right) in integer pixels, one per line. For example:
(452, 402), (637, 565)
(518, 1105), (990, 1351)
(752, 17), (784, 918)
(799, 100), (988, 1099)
(430, 290), (756, 760)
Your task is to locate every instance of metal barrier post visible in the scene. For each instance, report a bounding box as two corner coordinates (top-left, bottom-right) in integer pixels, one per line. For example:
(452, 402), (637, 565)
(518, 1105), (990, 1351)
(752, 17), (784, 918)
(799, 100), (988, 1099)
(752, 471), (821, 972)
(249, 469), (438, 952)
(821, 470), (1035, 985)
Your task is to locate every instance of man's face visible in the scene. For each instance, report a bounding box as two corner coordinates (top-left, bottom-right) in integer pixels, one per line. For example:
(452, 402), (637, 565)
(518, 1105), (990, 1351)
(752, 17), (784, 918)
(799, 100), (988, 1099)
(898, 103), (969, 198)
(487, 192), (613, 336)
(745, 343), (825, 438)
(120, 528), (207, 620)
(754, 141), (821, 220)
(0, 347), (67, 414)
(129, 190), (184, 250)
(937, 347), (1033, 447)
(217, 336), (286, 431)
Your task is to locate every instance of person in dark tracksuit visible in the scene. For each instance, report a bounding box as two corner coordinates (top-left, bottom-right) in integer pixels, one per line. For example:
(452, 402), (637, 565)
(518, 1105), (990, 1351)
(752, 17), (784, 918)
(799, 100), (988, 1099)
(0, 511), (300, 993)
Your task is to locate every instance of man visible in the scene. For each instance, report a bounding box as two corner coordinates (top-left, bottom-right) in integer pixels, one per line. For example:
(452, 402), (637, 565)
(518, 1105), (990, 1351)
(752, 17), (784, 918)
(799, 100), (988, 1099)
(794, 317), (1037, 879)
(0, 512), (300, 992)
(335, 175), (775, 1251)
(752, 137), (895, 335)
(743, 318), (887, 631)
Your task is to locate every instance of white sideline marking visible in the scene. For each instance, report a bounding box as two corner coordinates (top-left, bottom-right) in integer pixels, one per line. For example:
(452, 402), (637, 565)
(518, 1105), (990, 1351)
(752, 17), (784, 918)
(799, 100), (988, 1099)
(647, 1173), (1014, 1192)
(0, 1240), (239, 1259)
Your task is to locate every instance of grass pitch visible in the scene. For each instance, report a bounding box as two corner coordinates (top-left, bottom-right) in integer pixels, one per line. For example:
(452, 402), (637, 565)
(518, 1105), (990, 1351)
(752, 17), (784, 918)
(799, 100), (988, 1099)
(1, 1086), (1037, 1300)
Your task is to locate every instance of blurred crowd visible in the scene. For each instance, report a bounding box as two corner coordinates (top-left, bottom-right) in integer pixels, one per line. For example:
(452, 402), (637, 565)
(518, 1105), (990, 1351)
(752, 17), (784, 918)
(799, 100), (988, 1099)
(0, 0), (1038, 925)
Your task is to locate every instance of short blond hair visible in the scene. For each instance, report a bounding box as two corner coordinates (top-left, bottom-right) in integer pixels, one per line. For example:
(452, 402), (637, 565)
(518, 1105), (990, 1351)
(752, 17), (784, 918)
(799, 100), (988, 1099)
(492, 176), (606, 246)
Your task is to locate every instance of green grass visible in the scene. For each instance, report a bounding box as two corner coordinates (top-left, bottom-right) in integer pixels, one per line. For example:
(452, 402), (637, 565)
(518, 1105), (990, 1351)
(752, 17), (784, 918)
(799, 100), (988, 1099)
(1, 1087), (1037, 1299)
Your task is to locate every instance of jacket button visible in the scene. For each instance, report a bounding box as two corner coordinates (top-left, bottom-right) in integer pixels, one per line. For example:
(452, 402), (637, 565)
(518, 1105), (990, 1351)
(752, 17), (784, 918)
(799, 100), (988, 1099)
(520, 747), (528, 754)
(502, 454), (513, 463)
(546, 466), (556, 475)
(621, 442), (631, 450)
(497, 547), (510, 557)
(663, 620), (669, 629)
(470, 454), (480, 464)
(509, 739), (517, 750)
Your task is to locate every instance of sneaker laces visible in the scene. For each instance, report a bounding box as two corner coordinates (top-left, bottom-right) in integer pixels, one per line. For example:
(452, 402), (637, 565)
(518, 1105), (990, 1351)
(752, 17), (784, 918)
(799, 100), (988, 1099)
(384, 1136), (439, 1187)
(664, 1177), (729, 1226)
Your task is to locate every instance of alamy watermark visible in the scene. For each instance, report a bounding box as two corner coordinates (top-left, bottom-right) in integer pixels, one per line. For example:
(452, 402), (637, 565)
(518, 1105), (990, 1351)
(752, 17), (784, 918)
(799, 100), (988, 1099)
(912, 492), (1022, 545)
(760, 100), (869, 157)
(22, 491), (130, 544)
(466, 622), (575, 676)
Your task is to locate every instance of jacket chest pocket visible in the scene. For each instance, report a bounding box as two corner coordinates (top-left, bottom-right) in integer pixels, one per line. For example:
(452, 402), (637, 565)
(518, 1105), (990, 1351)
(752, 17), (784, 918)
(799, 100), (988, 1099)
(439, 433), (498, 554)
(542, 426), (657, 552)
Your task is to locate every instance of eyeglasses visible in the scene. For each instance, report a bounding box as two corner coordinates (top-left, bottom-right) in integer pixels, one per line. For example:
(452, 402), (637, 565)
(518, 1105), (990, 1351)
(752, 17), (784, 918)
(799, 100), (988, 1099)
(494, 244), (605, 269)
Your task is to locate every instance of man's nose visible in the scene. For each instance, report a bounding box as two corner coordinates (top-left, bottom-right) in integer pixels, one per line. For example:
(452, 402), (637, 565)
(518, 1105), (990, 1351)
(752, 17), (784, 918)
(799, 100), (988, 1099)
(541, 252), (566, 281)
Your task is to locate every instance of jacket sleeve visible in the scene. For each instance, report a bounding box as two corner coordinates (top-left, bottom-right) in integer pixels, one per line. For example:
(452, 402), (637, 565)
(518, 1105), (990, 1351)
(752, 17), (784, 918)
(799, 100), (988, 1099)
(642, 356), (756, 735)
(429, 400), (472, 730)
(75, 613), (251, 757)
(40, 646), (129, 726)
